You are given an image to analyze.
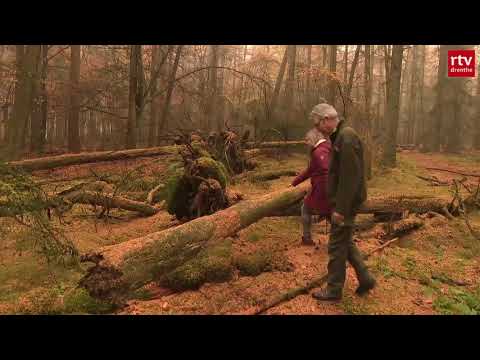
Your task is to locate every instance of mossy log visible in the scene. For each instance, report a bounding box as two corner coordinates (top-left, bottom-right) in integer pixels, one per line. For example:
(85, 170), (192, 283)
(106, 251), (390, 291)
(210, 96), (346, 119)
(237, 169), (298, 182)
(78, 182), (310, 304)
(8, 146), (183, 172)
(63, 190), (160, 216)
(9, 142), (304, 173)
(269, 195), (461, 217)
(381, 216), (424, 240)
(244, 141), (306, 150)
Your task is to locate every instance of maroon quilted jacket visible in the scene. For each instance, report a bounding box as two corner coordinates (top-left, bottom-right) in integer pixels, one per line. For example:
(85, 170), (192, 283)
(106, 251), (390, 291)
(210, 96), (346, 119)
(291, 139), (332, 215)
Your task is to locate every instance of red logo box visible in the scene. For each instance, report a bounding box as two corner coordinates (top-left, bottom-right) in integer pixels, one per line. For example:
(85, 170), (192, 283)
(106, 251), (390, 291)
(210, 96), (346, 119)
(448, 50), (476, 77)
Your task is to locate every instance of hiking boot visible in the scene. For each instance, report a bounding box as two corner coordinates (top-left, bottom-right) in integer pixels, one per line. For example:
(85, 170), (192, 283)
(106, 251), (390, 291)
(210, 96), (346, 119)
(355, 277), (376, 296)
(302, 236), (315, 246)
(312, 288), (342, 301)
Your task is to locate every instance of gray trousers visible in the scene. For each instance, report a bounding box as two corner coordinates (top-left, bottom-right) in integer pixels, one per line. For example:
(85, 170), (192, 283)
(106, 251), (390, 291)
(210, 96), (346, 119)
(302, 202), (313, 240)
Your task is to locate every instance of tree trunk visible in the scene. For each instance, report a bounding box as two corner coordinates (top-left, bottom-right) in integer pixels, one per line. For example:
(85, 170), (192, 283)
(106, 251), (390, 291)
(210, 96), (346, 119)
(9, 141), (306, 172)
(415, 45), (426, 146)
(204, 45), (219, 132)
(382, 45), (404, 167)
(7, 45), (41, 160)
(68, 45), (81, 153)
(346, 45), (361, 99)
(148, 45), (160, 147)
(159, 45), (184, 134)
(444, 46), (468, 153)
(283, 45), (296, 140)
(270, 46), (288, 119)
(407, 46), (418, 145)
(343, 45), (349, 88)
(29, 45), (43, 155)
(428, 45), (447, 152)
(78, 182), (310, 303)
(327, 45), (337, 106)
(64, 190), (160, 216)
(270, 194), (460, 218)
(306, 45), (312, 109)
(126, 45), (141, 149)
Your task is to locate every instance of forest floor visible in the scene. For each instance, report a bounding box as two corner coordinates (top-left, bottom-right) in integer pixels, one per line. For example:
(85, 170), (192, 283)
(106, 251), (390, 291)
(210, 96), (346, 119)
(1, 149), (480, 315)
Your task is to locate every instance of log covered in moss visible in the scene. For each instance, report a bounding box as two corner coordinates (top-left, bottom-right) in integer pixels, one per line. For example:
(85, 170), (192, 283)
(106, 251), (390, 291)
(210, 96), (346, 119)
(8, 142), (304, 173)
(268, 195), (459, 217)
(78, 182), (310, 303)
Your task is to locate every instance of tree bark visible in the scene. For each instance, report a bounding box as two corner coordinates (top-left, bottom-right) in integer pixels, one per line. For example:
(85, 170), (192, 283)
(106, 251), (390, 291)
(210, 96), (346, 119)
(346, 45), (361, 99)
(158, 45), (184, 135)
(148, 45), (160, 147)
(8, 141), (306, 172)
(382, 45), (404, 168)
(269, 194), (463, 218)
(126, 45), (141, 149)
(68, 45), (81, 153)
(204, 45), (219, 132)
(283, 45), (296, 140)
(327, 45), (337, 106)
(270, 46), (288, 119)
(64, 190), (160, 216)
(415, 45), (426, 146)
(306, 45), (313, 109)
(78, 183), (310, 303)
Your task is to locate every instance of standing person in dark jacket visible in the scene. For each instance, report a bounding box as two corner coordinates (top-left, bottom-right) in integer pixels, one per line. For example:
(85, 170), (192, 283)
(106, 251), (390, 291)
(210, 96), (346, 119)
(312, 119), (376, 301)
(291, 104), (338, 246)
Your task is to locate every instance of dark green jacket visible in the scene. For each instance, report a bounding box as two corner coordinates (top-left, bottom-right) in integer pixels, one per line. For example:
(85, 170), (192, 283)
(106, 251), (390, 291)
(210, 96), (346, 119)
(327, 121), (367, 219)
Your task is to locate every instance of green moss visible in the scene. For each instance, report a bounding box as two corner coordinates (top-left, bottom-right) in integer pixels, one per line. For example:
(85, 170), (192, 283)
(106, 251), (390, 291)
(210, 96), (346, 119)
(160, 241), (234, 291)
(195, 157), (228, 189)
(63, 288), (115, 314)
(165, 168), (191, 217)
(234, 250), (291, 277)
(434, 287), (480, 315)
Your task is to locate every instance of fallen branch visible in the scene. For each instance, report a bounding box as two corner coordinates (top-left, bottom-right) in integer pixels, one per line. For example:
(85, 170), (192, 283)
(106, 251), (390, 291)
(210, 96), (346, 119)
(63, 190), (160, 217)
(382, 216), (424, 240)
(425, 167), (480, 178)
(147, 184), (165, 205)
(250, 237), (401, 315)
(416, 175), (450, 186)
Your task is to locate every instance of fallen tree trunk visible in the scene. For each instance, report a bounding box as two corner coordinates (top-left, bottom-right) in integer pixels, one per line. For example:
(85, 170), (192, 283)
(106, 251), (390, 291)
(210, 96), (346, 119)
(64, 190), (160, 216)
(9, 142), (305, 173)
(78, 182), (310, 303)
(244, 141), (305, 150)
(269, 195), (458, 217)
(9, 146), (183, 172)
(236, 169), (298, 182)
(382, 216), (424, 240)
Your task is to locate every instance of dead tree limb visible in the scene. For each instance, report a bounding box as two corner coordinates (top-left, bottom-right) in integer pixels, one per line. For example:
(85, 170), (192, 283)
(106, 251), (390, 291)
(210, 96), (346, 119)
(425, 167), (480, 178)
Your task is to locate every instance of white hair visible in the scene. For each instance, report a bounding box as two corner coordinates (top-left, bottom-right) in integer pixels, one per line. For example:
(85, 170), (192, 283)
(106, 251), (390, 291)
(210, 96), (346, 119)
(310, 104), (338, 125)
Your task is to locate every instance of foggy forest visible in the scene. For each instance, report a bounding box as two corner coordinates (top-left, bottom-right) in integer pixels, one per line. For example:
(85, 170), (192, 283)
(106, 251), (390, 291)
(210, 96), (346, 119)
(0, 44), (479, 315)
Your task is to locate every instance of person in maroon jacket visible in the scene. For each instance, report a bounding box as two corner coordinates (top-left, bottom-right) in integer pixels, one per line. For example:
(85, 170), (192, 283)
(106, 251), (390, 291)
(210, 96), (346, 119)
(291, 104), (340, 246)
